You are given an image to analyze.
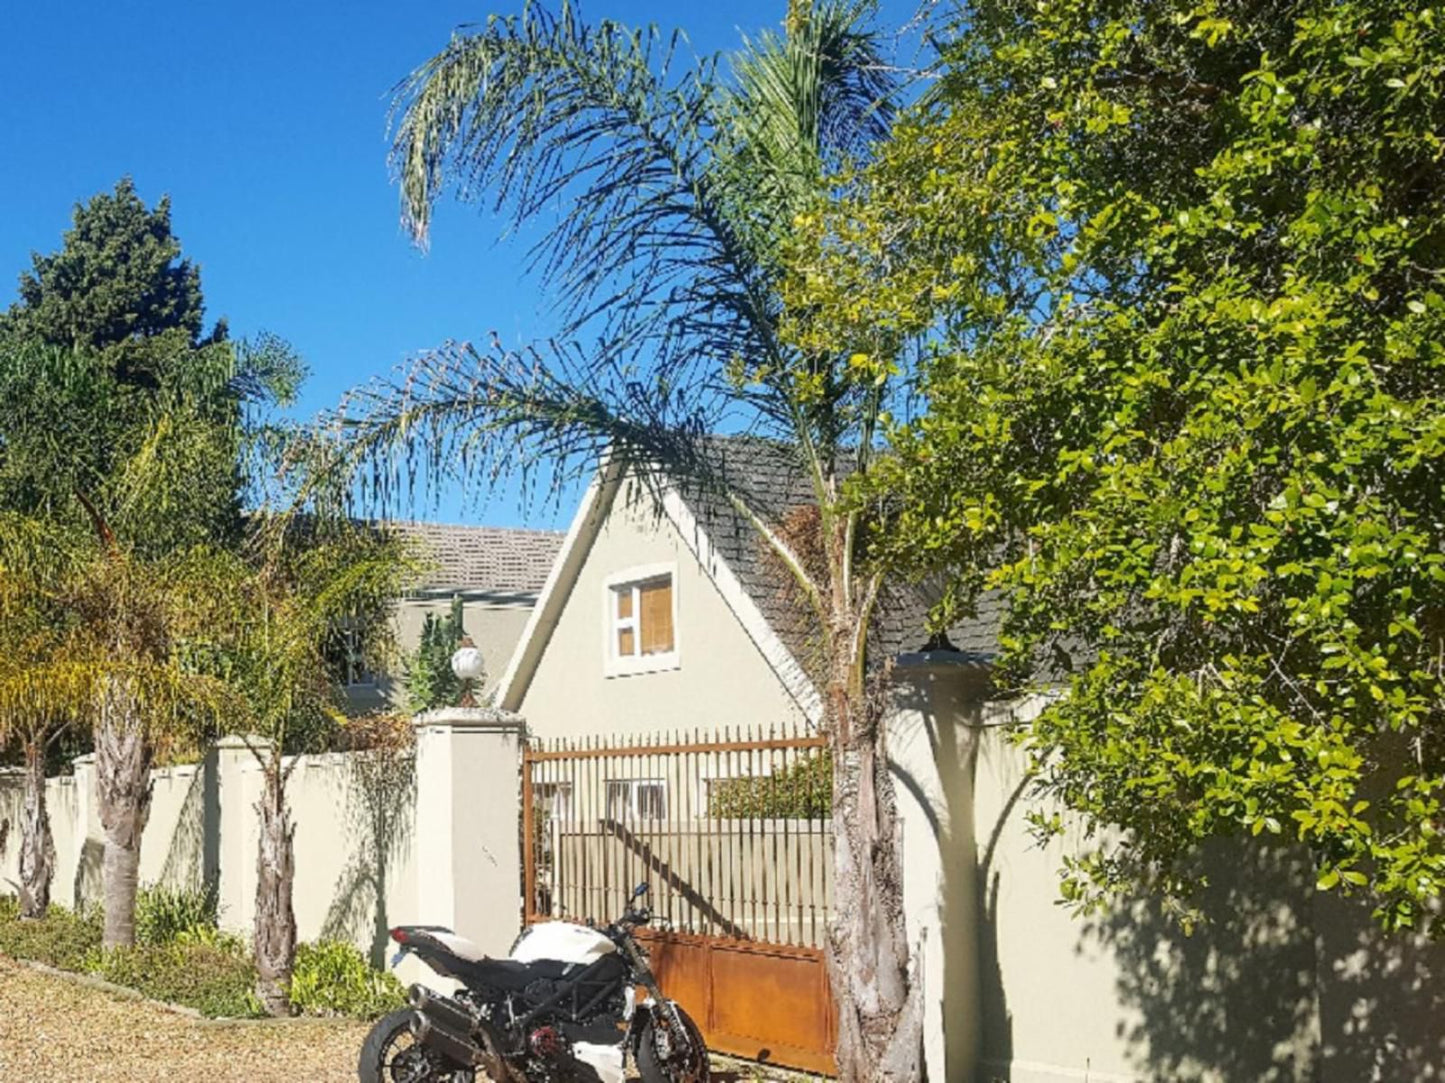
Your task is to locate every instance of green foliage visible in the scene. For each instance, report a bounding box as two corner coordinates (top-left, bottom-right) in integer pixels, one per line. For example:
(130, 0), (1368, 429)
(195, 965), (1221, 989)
(87, 940), (262, 1018)
(0, 896), (102, 970)
(134, 883), (219, 946)
(288, 939), (406, 1018)
(403, 595), (475, 711)
(707, 751), (833, 818)
(835, 0), (1445, 930)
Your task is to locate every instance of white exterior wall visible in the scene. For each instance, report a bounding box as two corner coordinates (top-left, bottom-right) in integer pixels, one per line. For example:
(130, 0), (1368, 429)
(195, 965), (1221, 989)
(347, 596), (536, 712)
(517, 494), (809, 740)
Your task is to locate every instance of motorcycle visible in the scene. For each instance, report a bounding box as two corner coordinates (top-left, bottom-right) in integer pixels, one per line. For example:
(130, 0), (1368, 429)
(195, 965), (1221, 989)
(358, 883), (710, 1083)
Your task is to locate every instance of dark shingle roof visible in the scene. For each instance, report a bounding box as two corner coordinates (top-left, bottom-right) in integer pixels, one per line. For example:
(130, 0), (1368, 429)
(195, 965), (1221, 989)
(677, 437), (1001, 669)
(387, 521), (564, 595)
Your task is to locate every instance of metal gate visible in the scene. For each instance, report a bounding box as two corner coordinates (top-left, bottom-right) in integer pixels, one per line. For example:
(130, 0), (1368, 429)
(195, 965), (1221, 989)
(521, 726), (837, 1074)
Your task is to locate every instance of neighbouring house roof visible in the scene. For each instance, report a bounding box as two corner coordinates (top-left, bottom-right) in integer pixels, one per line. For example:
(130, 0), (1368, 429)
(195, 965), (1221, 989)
(386, 521), (565, 599)
(497, 437), (1002, 715)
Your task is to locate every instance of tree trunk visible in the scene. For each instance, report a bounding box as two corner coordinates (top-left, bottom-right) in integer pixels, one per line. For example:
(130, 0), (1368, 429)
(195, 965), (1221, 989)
(95, 682), (153, 949)
(18, 741), (56, 919)
(254, 761), (297, 1016)
(826, 642), (923, 1081)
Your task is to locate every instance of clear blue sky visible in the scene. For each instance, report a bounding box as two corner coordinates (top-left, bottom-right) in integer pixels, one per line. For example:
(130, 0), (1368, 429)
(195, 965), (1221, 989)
(0, 0), (921, 528)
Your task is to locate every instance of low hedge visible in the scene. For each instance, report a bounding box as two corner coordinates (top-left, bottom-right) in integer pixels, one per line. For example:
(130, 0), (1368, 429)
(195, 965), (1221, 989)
(0, 897), (103, 971)
(88, 941), (261, 1018)
(1, 893), (403, 1020)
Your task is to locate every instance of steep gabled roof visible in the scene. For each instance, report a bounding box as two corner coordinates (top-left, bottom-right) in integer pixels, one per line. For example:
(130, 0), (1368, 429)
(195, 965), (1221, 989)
(680, 437), (1002, 664)
(386, 521), (564, 597)
(497, 439), (1000, 713)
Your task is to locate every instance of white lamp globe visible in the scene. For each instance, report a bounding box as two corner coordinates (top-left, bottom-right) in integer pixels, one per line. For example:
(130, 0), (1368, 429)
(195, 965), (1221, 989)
(451, 641), (485, 682)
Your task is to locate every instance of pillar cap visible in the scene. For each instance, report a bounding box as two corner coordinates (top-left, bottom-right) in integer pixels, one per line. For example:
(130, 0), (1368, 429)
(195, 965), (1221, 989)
(214, 734), (274, 752)
(414, 706), (526, 732)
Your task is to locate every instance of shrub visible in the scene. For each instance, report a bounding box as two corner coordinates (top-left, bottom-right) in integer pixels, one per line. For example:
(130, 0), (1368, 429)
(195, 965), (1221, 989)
(289, 939), (405, 1018)
(0, 897), (102, 970)
(135, 883), (219, 945)
(707, 751), (832, 818)
(88, 941), (262, 1018)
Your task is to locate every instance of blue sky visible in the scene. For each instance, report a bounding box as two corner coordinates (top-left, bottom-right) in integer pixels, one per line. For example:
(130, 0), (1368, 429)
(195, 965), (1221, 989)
(0, 1), (922, 528)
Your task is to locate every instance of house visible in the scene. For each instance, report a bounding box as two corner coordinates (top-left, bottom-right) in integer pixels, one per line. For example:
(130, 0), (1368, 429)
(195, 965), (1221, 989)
(495, 439), (1444, 1083)
(342, 521), (564, 711)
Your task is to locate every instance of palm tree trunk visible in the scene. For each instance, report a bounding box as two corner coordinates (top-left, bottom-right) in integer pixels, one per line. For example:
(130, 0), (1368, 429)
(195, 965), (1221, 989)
(254, 759), (296, 1016)
(18, 740), (55, 919)
(826, 640), (923, 1081)
(95, 681), (153, 949)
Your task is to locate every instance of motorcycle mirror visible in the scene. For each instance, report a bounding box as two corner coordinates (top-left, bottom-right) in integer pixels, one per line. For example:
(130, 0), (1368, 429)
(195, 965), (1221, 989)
(633, 882), (649, 899)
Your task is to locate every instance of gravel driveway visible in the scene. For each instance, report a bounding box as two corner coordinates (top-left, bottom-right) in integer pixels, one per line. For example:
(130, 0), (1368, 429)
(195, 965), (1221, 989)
(0, 956), (373, 1082)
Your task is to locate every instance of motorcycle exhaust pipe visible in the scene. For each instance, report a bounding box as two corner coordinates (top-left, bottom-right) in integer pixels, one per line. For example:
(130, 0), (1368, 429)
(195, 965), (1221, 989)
(408, 985), (479, 1037)
(410, 1013), (485, 1068)
(408, 985), (485, 1068)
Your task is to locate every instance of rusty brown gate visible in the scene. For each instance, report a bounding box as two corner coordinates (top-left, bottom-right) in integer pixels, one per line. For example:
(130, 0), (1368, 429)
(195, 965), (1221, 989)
(521, 726), (837, 1075)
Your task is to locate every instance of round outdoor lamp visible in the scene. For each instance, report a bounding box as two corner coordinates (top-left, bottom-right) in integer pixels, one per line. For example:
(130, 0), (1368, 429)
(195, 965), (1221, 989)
(451, 635), (485, 706)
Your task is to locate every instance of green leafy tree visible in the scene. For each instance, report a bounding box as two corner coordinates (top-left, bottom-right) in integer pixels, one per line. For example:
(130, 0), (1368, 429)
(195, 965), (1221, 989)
(818, 0), (1445, 931)
(404, 596), (477, 712)
(304, 2), (929, 1075)
(0, 183), (303, 947)
(0, 179), (249, 546)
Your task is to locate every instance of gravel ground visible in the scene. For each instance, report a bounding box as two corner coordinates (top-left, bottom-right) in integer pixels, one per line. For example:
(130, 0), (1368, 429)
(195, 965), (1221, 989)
(0, 955), (372, 1082)
(0, 955), (818, 1082)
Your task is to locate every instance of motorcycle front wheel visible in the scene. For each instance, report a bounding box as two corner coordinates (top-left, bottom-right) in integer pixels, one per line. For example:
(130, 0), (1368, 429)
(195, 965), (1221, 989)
(358, 1009), (476, 1083)
(636, 1004), (711, 1083)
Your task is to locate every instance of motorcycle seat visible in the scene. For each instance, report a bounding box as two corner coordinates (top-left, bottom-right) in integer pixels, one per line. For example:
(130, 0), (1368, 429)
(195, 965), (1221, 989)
(394, 926), (574, 990)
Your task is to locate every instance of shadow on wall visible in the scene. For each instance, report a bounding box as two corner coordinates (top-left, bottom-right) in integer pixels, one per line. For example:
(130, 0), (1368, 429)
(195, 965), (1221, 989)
(891, 663), (1000, 1083)
(323, 745), (417, 967)
(1079, 841), (1322, 1083)
(73, 838), (103, 910)
(1314, 891), (1445, 1081)
(159, 765), (212, 894)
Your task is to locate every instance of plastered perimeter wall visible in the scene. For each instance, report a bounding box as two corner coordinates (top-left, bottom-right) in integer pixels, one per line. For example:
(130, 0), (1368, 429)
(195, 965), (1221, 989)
(518, 494), (808, 739)
(966, 698), (1445, 1083)
(0, 750), (421, 969)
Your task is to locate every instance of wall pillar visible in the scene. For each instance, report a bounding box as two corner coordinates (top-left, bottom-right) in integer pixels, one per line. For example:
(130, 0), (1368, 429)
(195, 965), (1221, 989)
(214, 735), (271, 933)
(413, 707), (526, 958)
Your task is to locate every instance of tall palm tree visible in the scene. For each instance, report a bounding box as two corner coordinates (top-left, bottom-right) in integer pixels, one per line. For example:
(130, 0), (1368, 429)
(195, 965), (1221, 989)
(200, 521), (414, 1015)
(312, 3), (926, 1077)
(0, 517), (82, 918)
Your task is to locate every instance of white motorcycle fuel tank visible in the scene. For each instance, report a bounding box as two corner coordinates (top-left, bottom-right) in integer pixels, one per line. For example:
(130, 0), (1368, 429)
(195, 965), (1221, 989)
(509, 920), (619, 965)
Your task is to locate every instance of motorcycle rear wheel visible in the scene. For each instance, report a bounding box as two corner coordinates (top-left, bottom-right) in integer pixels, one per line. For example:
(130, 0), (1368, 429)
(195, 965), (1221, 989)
(358, 1009), (477, 1083)
(636, 1005), (711, 1083)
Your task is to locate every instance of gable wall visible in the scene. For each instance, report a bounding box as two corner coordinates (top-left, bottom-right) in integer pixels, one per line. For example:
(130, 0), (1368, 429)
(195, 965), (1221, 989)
(517, 493), (807, 740)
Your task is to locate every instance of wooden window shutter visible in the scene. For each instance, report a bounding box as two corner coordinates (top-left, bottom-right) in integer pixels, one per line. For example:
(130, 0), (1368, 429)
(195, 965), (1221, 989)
(639, 578), (674, 654)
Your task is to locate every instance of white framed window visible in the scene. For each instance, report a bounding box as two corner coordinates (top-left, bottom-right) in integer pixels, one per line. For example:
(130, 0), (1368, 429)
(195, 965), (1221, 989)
(602, 563), (679, 676)
(533, 781), (574, 823)
(605, 778), (668, 821)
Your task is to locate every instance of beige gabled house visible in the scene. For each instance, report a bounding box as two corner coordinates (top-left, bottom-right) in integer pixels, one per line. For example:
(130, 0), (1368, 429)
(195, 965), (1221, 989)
(493, 439), (1445, 1083)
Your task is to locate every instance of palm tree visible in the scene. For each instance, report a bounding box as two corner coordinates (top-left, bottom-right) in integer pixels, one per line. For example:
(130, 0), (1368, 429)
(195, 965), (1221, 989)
(201, 520), (414, 1014)
(310, 2), (925, 1076)
(0, 517), (81, 918)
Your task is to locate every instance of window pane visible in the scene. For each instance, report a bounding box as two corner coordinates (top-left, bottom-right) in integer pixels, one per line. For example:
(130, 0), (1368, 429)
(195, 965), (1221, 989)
(639, 578), (674, 655)
(615, 587), (633, 619)
(617, 626), (636, 656)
